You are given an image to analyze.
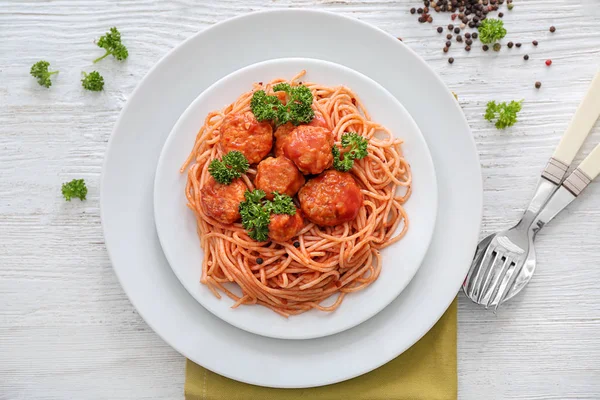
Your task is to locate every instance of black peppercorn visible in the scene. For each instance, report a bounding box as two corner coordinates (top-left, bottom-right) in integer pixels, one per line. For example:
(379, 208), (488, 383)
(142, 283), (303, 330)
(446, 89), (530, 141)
(446, 40), (452, 47)
(256, 257), (264, 264)
(448, 57), (454, 64)
(410, 7), (416, 14)
(550, 26), (556, 33)
(447, 33), (453, 39)
(535, 81), (542, 89)
(472, 32), (478, 39)
(482, 44), (489, 51)
(515, 42), (522, 47)
(293, 241), (300, 248)
(532, 40), (538, 46)
(437, 26), (444, 33)
(524, 54), (529, 60)
(454, 27), (460, 34)
(507, 41), (514, 48)
(465, 45), (471, 51)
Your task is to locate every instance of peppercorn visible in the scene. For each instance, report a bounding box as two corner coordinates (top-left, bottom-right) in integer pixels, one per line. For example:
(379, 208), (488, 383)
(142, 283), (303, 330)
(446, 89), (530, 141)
(550, 26), (556, 33)
(482, 44), (489, 51)
(293, 241), (300, 248)
(443, 46), (449, 53)
(524, 54), (529, 60)
(465, 45), (471, 51)
(447, 33), (453, 39)
(446, 40), (452, 47)
(545, 59), (552, 66)
(437, 26), (444, 33)
(427, 15), (433, 23)
(454, 27), (460, 34)
(417, 7), (423, 14)
(535, 81), (542, 89)
(457, 35), (463, 42)
(472, 32), (478, 39)
(498, 12), (504, 17)
(465, 32), (471, 39)
(448, 24), (454, 30)
(507, 41), (514, 48)
(507, 3), (514, 10)
(532, 40), (538, 46)
(410, 7), (416, 14)
(515, 42), (522, 48)
(466, 39), (473, 46)
(448, 57), (454, 64)
(256, 257), (264, 264)
(493, 43), (501, 51)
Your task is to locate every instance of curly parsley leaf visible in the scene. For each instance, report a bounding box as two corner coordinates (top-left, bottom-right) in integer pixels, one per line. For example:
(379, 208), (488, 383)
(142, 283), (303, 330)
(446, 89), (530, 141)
(62, 179), (88, 201)
(478, 19), (507, 44)
(239, 189), (270, 242)
(81, 71), (105, 91)
(208, 151), (249, 185)
(30, 61), (59, 88)
(250, 83), (314, 126)
(94, 27), (129, 63)
(485, 100), (523, 129)
(332, 132), (369, 172)
(266, 192), (296, 215)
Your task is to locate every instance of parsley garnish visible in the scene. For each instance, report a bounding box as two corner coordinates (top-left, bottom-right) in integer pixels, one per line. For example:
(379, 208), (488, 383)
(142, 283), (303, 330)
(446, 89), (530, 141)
(485, 100), (523, 129)
(81, 71), (104, 91)
(208, 151), (250, 185)
(250, 83), (314, 126)
(239, 190), (296, 241)
(62, 179), (88, 201)
(94, 27), (129, 63)
(332, 132), (369, 172)
(478, 19), (507, 44)
(30, 61), (59, 88)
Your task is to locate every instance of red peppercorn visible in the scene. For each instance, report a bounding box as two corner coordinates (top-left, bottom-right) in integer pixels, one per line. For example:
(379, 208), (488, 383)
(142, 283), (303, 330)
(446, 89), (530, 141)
(545, 59), (552, 66)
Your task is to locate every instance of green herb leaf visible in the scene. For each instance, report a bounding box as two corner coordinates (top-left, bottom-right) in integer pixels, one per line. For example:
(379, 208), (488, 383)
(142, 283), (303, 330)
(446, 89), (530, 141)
(266, 192), (296, 215)
(485, 100), (523, 129)
(239, 189), (270, 242)
(94, 27), (128, 63)
(208, 150), (250, 185)
(250, 83), (314, 126)
(30, 61), (59, 88)
(81, 71), (105, 91)
(478, 19), (507, 44)
(62, 179), (88, 201)
(332, 132), (369, 172)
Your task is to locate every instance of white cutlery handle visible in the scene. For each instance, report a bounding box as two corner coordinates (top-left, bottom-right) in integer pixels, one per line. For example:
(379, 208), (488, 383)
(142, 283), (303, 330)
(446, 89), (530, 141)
(552, 70), (600, 167)
(577, 143), (600, 181)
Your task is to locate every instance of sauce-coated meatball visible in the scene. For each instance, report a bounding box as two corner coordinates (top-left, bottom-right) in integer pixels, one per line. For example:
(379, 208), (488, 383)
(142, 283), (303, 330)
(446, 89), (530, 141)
(200, 176), (246, 225)
(255, 157), (305, 200)
(283, 125), (334, 175)
(268, 209), (304, 242)
(273, 116), (329, 157)
(298, 170), (363, 227)
(219, 111), (273, 164)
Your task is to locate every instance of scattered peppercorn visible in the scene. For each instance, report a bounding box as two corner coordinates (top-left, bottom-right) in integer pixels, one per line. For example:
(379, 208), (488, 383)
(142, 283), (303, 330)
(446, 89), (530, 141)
(498, 12), (504, 17)
(550, 26), (556, 33)
(446, 40), (452, 47)
(465, 45), (472, 51)
(515, 42), (522, 48)
(417, 7), (423, 14)
(465, 32), (471, 39)
(256, 257), (264, 264)
(545, 59), (552, 66)
(457, 35), (463, 42)
(447, 33), (453, 39)
(507, 3), (514, 10)
(472, 32), (478, 39)
(410, 7), (416, 14)
(428, 15), (433, 23)
(443, 46), (449, 53)
(507, 41), (514, 48)
(493, 43), (501, 51)
(466, 38), (473, 46)
(293, 241), (300, 248)
(454, 27), (460, 34)
(532, 40), (538, 46)
(448, 57), (454, 64)
(448, 24), (454, 30)
(437, 26), (444, 33)
(524, 54), (529, 60)
(535, 81), (542, 89)
(483, 44), (489, 51)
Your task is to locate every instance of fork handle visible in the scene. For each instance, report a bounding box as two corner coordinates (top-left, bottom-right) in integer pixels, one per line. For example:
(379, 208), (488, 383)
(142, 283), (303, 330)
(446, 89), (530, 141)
(531, 142), (600, 234)
(541, 70), (600, 184)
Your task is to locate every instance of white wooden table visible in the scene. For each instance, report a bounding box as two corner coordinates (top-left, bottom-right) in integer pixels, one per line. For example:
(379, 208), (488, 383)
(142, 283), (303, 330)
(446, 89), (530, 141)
(1, 1), (599, 399)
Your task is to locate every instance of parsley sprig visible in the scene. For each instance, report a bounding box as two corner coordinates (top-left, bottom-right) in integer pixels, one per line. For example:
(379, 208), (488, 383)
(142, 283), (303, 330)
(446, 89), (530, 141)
(485, 100), (523, 129)
(478, 19), (507, 44)
(62, 179), (88, 201)
(208, 151), (250, 185)
(239, 190), (296, 242)
(250, 83), (314, 126)
(94, 27), (129, 63)
(30, 61), (59, 88)
(332, 133), (369, 172)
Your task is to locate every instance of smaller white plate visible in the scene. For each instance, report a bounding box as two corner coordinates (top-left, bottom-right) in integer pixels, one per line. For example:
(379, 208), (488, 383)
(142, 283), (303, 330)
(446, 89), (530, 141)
(153, 58), (438, 340)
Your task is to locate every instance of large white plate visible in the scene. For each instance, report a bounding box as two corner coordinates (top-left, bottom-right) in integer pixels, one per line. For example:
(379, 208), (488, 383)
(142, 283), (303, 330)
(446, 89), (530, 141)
(101, 9), (482, 388)
(154, 58), (438, 340)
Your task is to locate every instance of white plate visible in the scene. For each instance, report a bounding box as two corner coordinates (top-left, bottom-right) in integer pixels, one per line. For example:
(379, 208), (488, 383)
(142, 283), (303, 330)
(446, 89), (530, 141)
(154, 58), (438, 340)
(101, 9), (482, 388)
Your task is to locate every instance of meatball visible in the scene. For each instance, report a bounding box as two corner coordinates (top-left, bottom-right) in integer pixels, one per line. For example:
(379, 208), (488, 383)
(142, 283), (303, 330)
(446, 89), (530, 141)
(283, 125), (334, 175)
(273, 116), (329, 157)
(273, 123), (295, 157)
(298, 170), (363, 227)
(268, 209), (304, 242)
(255, 157), (305, 200)
(200, 176), (246, 225)
(219, 111), (273, 164)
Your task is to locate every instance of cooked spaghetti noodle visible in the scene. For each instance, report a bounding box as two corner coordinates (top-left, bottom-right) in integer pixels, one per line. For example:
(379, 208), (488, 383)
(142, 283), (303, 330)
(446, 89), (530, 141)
(182, 71), (411, 317)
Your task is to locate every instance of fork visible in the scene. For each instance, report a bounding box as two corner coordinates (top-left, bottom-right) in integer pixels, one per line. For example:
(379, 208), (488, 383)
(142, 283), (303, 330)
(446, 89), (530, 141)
(463, 70), (600, 309)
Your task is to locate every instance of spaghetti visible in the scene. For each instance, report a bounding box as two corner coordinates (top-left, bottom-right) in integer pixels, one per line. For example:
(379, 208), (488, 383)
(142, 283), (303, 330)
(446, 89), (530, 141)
(182, 71), (411, 317)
